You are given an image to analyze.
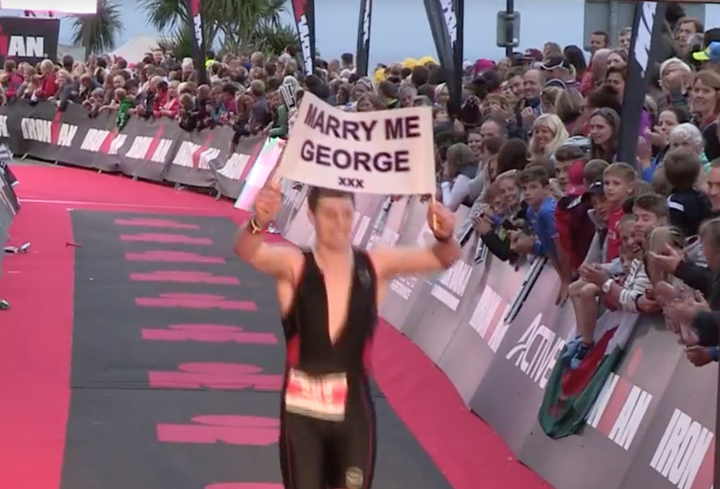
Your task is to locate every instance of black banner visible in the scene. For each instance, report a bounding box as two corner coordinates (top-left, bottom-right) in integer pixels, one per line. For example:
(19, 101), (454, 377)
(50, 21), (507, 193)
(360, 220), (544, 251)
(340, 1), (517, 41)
(423, 0), (462, 116)
(616, 2), (667, 164)
(0, 99), (264, 200)
(290, 0), (317, 74)
(451, 0), (464, 118)
(0, 17), (59, 66)
(186, 0), (208, 85)
(355, 0), (373, 77)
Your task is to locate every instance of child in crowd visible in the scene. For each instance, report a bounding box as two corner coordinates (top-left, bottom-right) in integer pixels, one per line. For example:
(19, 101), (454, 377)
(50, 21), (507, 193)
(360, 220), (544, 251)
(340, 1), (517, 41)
(511, 165), (559, 265)
(554, 145), (585, 193)
(565, 215), (650, 369)
(602, 162), (638, 262)
(554, 150), (599, 302)
(632, 193), (670, 239)
(474, 171), (527, 263)
(663, 148), (713, 238)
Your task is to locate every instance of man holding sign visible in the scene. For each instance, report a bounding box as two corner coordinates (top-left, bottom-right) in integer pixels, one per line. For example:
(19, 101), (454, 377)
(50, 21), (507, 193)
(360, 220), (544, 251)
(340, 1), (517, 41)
(234, 91), (459, 489)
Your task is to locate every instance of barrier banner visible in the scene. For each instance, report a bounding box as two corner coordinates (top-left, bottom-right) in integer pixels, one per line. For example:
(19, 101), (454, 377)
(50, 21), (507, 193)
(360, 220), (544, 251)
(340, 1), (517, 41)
(164, 125), (231, 188)
(435, 256), (534, 404)
(0, 144), (19, 213)
(0, 100), (264, 198)
(366, 197), (409, 250)
(618, 351), (716, 489)
(518, 314), (687, 489)
(0, 165), (18, 284)
(468, 265), (572, 452)
(235, 137), (284, 211)
(275, 180), (308, 235)
(380, 197), (437, 331)
(212, 137), (264, 199)
(401, 207), (484, 367)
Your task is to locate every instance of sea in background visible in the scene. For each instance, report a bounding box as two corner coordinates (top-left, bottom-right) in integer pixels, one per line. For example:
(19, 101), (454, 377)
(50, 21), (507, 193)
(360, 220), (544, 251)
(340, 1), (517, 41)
(3, 0), (720, 65)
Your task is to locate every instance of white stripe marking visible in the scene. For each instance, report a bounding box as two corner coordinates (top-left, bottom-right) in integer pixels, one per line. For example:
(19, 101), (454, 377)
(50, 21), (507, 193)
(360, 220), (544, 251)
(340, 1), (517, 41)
(19, 198), (229, 212)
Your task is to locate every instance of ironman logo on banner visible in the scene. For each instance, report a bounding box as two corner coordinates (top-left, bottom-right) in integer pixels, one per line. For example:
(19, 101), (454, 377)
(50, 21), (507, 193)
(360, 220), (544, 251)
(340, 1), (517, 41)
(276, 92), (436, 195)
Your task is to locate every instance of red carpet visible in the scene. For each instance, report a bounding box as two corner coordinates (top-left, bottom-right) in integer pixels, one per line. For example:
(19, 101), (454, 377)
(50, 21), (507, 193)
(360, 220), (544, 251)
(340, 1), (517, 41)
(0, 165), (550, 489)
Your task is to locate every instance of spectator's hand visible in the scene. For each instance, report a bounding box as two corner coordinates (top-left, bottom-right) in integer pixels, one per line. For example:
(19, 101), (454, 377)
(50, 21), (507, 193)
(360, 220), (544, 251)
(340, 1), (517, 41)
(637, 294), (662, 314)
(649, 244), (683, 274)
(556, 281), (569, 306)
(636, 136), (653, 168)
(489, 103), (511, 121)
(685, 346), (714, 367)
(510, 233), (534, 254)
(654, 281), (680, 304)
(452, 119), (464, 134)
(520, 107), (537, 129)
(580, 263), (610, 287)
(127, 108), (137, 115)
(472, 215), (493, 235)
(136, 106), (146, 116)
(693, 289), (710, 311)
(645, 126), (667, 150)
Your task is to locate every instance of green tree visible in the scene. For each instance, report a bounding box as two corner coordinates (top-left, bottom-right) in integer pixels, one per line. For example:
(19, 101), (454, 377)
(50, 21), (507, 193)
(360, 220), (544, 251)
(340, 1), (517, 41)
(139, 0), (294, 57)
(70, 0), (125, 56)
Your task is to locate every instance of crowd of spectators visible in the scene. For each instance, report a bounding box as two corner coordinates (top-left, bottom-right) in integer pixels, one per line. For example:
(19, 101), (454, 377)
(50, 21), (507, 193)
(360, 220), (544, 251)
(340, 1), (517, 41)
(1, 3), (720, 367)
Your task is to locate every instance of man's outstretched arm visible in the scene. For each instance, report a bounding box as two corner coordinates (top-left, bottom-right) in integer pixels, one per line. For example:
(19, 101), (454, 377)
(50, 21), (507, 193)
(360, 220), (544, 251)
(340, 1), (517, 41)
(371, 202), (461, 279)
(234, 180), (298, 281)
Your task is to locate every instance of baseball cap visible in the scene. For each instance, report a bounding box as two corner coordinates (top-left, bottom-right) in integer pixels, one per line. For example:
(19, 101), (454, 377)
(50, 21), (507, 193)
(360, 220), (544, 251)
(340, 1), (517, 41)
(521, 49), (544, 62)
(692, 41), (720, 62)
(583, 180), (605, 199)
(539, 56), (572, 71)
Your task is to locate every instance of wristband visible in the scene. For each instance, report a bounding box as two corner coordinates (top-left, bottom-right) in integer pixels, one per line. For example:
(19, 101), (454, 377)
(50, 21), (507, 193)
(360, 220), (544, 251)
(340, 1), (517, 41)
(247, 218), (264, 235)
(710, 347), (719, 363)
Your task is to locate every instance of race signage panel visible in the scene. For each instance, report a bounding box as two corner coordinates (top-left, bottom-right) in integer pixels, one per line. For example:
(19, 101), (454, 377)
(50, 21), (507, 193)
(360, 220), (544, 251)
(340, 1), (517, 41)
(277, 92), (435, 195)
(0, 17), (60, 65)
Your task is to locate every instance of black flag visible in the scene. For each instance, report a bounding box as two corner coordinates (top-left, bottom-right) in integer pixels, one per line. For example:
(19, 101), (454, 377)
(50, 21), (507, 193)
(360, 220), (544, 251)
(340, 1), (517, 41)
(355, 0), (373, 77)
(186, 0), (208, 85)
(423, 0), (462, 117)
(616, 1), (667, 164)
(290, 0), (317, 75)
(451, 0), (465, 118)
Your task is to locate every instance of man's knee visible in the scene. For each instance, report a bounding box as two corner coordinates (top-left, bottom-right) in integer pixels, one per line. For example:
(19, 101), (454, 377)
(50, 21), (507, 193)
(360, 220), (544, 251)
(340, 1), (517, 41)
(580, 282), (601, 300)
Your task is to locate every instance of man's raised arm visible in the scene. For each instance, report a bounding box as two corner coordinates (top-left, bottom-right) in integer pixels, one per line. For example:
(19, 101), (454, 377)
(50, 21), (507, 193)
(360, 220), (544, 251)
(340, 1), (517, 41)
(371, 202), (461, 280)
(234, 180), (298, 281)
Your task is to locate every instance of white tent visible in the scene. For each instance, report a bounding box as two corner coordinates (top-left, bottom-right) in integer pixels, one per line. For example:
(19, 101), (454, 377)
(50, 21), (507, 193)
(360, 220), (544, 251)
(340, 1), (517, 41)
(109, 36), (159, 63)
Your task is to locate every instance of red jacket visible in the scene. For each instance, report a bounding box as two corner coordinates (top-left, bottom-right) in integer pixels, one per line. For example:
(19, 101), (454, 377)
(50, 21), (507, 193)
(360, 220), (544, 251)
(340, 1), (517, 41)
(555, 193), (596, 273)
(37, 72), (58, 99)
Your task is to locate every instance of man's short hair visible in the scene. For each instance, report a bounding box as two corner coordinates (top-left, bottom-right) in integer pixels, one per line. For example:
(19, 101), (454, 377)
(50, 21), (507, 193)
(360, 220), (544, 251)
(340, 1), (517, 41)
(307, 186), (355, 213)
(663, 148), (701, 190)
(604, 162), (637, 183)
(519, 165), (550, 187)
(633, 192), (669, 218)
(554, 145), (584, 163)
(584, 159), (610, 186)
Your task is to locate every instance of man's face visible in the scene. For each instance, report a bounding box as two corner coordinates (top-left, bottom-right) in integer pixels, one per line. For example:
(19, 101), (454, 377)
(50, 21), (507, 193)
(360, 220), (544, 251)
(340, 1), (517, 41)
(589, 34), (607, 54)
(590, 193), (609, 222)
(677, 21), (698, 52)
(707, 167), (720, 210)
(153, 50), (163, 63)
(603, 174), (633, 206)
(523, 70), (542, 99)
(522, 181), (546, 207)
(309, 197), (355, 250)
(632, 206), (660, 237)
(619, 33), (631, 50)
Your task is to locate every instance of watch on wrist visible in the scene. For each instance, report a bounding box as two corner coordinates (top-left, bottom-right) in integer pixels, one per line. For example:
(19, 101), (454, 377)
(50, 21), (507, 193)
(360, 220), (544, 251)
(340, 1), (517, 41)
(601, 279), (613, 294)
(247, 218), (264, 235)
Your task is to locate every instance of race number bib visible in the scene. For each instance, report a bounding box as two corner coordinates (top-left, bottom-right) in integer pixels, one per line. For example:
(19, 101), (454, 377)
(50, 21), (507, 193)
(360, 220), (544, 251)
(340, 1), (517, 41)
(285, 369), (348, 421)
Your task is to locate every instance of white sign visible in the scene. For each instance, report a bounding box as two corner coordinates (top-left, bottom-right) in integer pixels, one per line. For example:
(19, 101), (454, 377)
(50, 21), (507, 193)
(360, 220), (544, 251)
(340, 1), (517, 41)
(1, 0), (97, 13)
(276, 92), (436, 195)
